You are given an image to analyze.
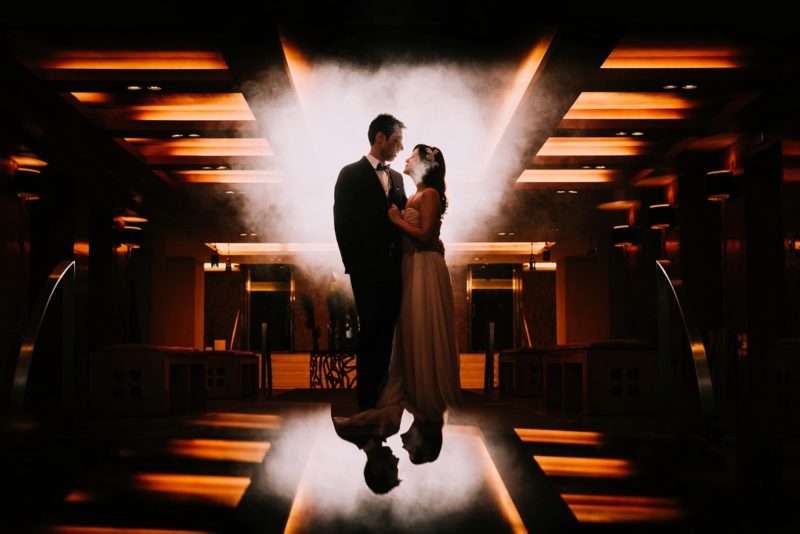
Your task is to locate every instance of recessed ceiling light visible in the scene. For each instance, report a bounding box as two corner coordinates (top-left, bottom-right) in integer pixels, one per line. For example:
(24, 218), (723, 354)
(631, 131), (644, 136)
(507, 232), (515, 236)
(682, 84), (697, 90)
(616, 131), (628, 136)
(202, 166), (213, 170)
(171, 133), (184, 138)
(127, 85), (142, 91)
(188, 133), (200, 138)
(225, 190), (235, 195)
(582, 165), (592, 169)
(250, 233), (257, 236)
(595, 165), (606, 169)
(663, 84), (678, 90)
(556, 190), (566, 194)
(568, 190), (578, 194)
(216, 165), (227, 170)
(239, 233), (248, 237)
(146, 85), (162, 91)
(497, 232), (506, 236)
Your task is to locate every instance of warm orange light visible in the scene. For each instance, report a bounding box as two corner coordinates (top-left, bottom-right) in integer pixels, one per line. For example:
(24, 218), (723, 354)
(205, 242), (553, 258)
(561, 494), (685, 523)
(565, 92), (699, 121)
(166, 439), (270, 463)
(538, 137), (651, 157)
(41, 50), (229, 70)
(176, 170), (285, 184)
(516, 169), (617, 185)
(515, 428), (604, 446)
(280, 34), (313, 112)
(71, 93), (255, 122)
(603, 41), (747, 69)
(635, 174), (677, 187)
(124, 137), (274, 157)
(64, 490), (95, 503)
(484, 32), (554, 164)
(133, 473), (250, 507)
(534, 455), (636, 478)
(11, 155), (48, 168)
(597, 200), (638, 211)
(187, 413), (282, 430)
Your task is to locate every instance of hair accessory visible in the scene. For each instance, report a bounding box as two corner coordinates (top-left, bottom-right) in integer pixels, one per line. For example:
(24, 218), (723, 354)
(424, 147), (440, 168)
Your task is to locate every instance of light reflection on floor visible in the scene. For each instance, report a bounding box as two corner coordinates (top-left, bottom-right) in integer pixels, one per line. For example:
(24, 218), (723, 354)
(270, 410), (527, 533)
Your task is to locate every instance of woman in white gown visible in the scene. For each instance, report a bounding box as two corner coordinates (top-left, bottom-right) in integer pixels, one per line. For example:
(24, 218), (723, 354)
(335, 144), (459, 469)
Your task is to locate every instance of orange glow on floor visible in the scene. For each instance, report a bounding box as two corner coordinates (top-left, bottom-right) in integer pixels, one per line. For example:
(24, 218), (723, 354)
(534, 456), (637, 478)
(515, 428), (604, 446)
(166, 439), (271, 463)
(71, 93), (255, 122)
(175, 170), (285, 183)
(538, 137), (651, 157)
(561, 493), (685, 523)
(123, 138), (274, 157)
(602, 42), (747, 69)
(468, 426), (528, 534)
(133, 473), (250, 507)
(187, 413), (282, 430)
(39, 50), (229, 70)
(48, 527), (213, 534)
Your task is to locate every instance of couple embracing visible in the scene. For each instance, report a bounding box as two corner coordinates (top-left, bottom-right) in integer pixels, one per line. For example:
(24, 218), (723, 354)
(332, 113), (460, 493)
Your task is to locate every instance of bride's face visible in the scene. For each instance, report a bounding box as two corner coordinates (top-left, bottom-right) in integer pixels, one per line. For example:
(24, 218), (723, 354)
(403, 149), (426, 180)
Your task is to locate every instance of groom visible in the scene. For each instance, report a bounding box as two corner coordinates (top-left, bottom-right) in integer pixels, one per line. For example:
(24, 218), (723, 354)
(333, 113), (407, 412)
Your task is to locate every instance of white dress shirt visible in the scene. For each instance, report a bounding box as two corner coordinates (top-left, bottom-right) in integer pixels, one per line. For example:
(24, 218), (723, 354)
(365, 154), (389, 196)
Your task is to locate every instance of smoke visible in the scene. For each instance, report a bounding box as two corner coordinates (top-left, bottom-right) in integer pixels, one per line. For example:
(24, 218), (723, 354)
(237, 57), (536, 272)
(262, 409), (492, 529)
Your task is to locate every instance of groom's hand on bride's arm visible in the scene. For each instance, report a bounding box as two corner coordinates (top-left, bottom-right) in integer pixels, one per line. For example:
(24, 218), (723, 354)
(387, 204), (402, 224)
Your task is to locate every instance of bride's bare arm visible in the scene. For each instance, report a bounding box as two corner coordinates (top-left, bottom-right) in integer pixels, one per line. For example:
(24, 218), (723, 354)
(387, 188), (440, 243)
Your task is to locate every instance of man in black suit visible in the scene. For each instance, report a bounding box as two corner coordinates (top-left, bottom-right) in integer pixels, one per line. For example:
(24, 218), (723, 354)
(333, 113), (407, 412)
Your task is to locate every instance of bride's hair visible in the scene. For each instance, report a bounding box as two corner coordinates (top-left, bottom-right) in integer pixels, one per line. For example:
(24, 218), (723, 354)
(415, 144), (448, 216)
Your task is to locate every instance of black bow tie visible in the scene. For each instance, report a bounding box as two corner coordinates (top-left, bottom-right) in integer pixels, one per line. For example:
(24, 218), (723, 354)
(375, 162), (390, 172)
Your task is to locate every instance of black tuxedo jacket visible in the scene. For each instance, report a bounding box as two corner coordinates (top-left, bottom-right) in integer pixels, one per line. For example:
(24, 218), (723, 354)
(333, 157), (407, 277)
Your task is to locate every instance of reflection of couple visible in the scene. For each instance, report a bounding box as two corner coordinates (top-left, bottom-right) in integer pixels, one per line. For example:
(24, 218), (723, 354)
(333, 114), (460, 492)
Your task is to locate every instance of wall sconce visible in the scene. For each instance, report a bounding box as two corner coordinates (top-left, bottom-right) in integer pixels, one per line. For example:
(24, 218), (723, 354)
(705, 170), (736, 202)
(648, 204), (674, 229)
(611, 225), (639, 248)
(115, 225), (142, 249)
(10, 168), (45, 201)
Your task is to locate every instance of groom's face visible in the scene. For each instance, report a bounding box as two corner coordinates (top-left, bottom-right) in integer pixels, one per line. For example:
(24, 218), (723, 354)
(380, 128), (404, 162)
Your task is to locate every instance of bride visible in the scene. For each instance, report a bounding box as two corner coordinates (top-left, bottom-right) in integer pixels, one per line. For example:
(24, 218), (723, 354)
(334, 144), (460, 473)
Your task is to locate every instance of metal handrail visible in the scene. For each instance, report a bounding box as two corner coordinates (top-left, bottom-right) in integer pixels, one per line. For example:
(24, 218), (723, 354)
(655, 260), (716, 422)
(11, 260), (76, 414)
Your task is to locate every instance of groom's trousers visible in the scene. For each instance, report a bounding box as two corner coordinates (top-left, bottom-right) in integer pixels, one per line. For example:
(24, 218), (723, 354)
(350, 273), (402, 411)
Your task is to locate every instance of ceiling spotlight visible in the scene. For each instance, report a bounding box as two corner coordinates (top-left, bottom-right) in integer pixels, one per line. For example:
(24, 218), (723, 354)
(682, 84), (698, 90)
(568, 190), (579, 194)
(127, 85), (142, 91)
(497, 232), (507, 236)
(216, 165), (227, 170)
(146, 85), (162, 91)
(188, 133), (200, 138)
(582, 165), (592, 169)
(225, 190), (235, 195)
(595, 165), (606, 169)
(616, 131), (628, 136)
(239, 233), (248, 237)
(507, 232), (515, 236)
(171, 133), (184, 138)
(556, 190), (566, 194)
(250, 233), (257, 236)
(663, 84), (678, 90)
(202, 166), (213, 170)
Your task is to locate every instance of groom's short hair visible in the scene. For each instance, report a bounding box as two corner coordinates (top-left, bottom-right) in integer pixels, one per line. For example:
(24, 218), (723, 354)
(368, 114), (405, 145)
